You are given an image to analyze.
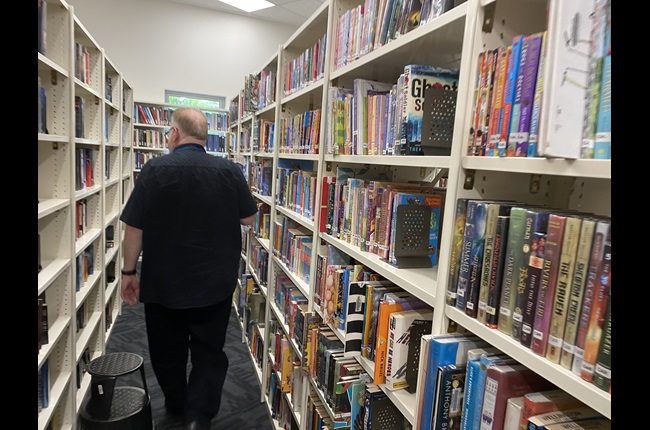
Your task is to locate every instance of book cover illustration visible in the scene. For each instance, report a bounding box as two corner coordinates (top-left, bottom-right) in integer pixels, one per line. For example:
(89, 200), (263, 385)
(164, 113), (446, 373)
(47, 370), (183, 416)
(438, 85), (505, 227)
(399, 64), (459, 155)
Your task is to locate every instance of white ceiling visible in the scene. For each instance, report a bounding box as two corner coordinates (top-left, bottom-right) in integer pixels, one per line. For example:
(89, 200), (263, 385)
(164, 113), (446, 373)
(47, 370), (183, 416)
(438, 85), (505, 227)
(165, 0), (325, 26)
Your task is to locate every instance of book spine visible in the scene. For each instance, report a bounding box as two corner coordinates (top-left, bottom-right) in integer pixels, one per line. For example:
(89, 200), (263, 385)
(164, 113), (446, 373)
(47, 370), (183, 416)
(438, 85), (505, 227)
(467, 51), (486, 156)
(529, 31), (547, 157)
(512, 33), (543, 157)
(498, 36), (522, 157)
(559, 219), (597, 370)
(592, 294), (612, 392)
(447, 198), (469, 307)
(544, 216), (582, 362)
(460, 358), (480, 430)
(465, 201), (490, 317)
(571, 220), (610, 376)
(478, 49), (499, 157)
(520, 232), (546, 349)
(593, 54), (611, 160)
(487, 46), (509, 157)
(530, 214), (567, 356)
(579, 238), (611, 382)
(485, 215), (509, 328)
(455, 200), (478, 311)
(505, 34), (529, 157)
(511, 209), (547, 342)
(497, 206), (527, 336)
(477, 203), (500, 323)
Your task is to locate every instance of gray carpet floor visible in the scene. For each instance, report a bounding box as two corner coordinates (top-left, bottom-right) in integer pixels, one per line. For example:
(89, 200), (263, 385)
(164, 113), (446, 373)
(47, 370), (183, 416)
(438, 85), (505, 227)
(104, 301), (275, 430)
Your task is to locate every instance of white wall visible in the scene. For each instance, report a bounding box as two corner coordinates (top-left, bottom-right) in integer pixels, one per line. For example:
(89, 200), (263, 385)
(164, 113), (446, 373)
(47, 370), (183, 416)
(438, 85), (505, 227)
(67, 0), (298, 104)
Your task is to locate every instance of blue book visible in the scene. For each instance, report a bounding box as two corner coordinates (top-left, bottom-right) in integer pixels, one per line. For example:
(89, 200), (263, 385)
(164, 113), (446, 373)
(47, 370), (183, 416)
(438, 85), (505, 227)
(463, 200), (491, 318)
(594, 54), (611, 160)
(497, 35), (523, 157)
(455, 199), (479, 311)
(420, 334), (488, 430)
(470, 354), (517, 430)
(459, 347), (501, 430)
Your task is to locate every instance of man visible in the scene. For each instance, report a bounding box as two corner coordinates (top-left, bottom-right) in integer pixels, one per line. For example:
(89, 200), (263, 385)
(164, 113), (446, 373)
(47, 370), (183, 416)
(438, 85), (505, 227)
(120, 107), (257, 430)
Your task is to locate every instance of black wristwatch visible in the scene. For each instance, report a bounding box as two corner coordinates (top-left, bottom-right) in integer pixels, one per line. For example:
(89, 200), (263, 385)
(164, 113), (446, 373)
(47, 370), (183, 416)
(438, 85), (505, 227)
(121, 268), (138, 276)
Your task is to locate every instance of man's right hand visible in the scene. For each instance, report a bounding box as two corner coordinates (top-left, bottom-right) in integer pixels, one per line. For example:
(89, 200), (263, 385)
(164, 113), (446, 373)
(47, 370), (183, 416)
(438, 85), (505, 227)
(120, 275), (140, 306)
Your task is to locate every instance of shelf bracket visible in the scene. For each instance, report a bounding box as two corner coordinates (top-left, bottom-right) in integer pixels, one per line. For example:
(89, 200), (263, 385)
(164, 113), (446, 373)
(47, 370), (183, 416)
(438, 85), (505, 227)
(529, 174), (541, 194)
(50, 70), (57, 86)
(463, 169), (476, 190)
(482, 1), (496, 33)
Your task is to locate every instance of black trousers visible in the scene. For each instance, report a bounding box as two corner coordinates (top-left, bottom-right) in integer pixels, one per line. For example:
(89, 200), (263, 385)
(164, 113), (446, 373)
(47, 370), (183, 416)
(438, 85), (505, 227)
(144, 296), (232, 421)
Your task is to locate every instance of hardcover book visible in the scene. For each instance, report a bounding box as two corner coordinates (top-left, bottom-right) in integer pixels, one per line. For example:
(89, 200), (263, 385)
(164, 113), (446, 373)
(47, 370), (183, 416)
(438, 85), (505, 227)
(354, 78), (393, 155)
(459, 347), (501, 430)
(498, 35), (523, 157)
(455, 199), (479, 311)
(497, 206), (527, 336)
(571, 219), (610, 377)
(543, 215), (583, 361)
(528, 31), (548, 157)
(592, 294), (611, 392)
(485, 215), (510, 328)
(362, 283), (400, 360)
(505, 33), (530, 157)
(519, 389), (582, 430)
(526, 405), (603, 430)
(558, 218), (598, 370)
(420, 334), (488, 430)
(478, 363), (555, 430)
(465, 201), (491, 318)
(520, 231), (546, 349)
(504, 396), (525, 430)
(469, 353), (517, 430)
(511, 208), (551, 342)
(579, 235), (610, 383)
(477, 202), (516, 323)
(447, 198), (470, 307)
(543, 419), (611, 430)
(486, 46), (510, 157)
(510, 32), (544, 157)
(432, 363), (466, 430)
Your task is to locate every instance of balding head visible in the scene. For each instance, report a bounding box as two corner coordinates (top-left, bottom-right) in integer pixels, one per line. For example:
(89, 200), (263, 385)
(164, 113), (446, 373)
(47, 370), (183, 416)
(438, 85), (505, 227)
(171, 107), (209, 142)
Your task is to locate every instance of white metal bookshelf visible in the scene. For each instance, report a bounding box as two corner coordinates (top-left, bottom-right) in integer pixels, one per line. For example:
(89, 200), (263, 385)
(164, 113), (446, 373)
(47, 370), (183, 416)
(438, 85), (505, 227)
(37, 0), (133, 428)
(233, 0), (612, 428)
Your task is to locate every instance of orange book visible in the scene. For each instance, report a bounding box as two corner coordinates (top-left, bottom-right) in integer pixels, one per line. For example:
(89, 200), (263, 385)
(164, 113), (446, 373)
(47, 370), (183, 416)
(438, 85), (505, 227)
(372, 293), (429, 384)
(519, 389), (583, 430)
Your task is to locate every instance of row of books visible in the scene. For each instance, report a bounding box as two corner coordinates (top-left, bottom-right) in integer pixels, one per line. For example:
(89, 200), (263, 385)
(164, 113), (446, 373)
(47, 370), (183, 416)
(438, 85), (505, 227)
(75, 96), (86, 139)
(250, 159), (273, 197)
(255, 118), (275, 154)
(279, 109), (322, 155)
(205, 111), (229, 132)
(326, 65), (459, 157)
(283, 33), (327, 97)
(243, 70), (276, 113)
(133, 150), (164, 170)
(416, 333), (610, 430)
(467, 0), (611, 160)
(320, 167), (445, 268)
(75, 198), (92, 240)
(38, 77), (47, 134)
(38, 0), (47, 55)
(248, 241), (269, 286)
(275, 167), (318, 221)
(272, 217), (313, 286)
(206, 133), (227, 153)
(38, 359), (50, 413)
(133, 129), (167, 149)
(74, 42), (91, 87)
(38, 294), (49, 353)
(75, 243), (95, 292)
(447, 199), (612, 391)
(75, 147), (95, 191)
(135, 105), (172, 126)
(252, 203), (271, 241)
(333, 0), (465, 71)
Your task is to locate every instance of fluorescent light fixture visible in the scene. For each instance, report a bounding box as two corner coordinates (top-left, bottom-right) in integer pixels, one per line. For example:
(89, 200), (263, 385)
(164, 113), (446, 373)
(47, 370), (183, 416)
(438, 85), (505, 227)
(217, 0), (275, 12)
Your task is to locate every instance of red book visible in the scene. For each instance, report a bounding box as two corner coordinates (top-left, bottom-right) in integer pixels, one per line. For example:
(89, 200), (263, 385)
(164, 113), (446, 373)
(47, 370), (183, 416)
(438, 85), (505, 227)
(519, 389), (583, 430)
(479, 363), (555, 430)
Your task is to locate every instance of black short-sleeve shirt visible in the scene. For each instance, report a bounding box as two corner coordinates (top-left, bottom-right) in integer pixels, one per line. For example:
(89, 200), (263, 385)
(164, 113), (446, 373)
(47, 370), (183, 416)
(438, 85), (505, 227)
(120, 144), (258, 308)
